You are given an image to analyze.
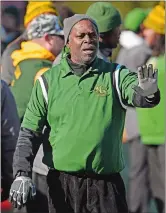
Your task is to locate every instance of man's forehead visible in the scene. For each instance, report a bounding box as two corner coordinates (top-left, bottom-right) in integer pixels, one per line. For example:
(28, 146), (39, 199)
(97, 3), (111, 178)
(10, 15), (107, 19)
(75, 19), (95, 27)
(72, 19), (97, 32)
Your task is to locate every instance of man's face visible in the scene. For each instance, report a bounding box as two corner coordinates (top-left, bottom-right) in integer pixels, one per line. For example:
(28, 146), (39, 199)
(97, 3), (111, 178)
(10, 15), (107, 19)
(67, 20), (99, 65)
(102, 26), (121, 49)
(142, 27), (158, 48)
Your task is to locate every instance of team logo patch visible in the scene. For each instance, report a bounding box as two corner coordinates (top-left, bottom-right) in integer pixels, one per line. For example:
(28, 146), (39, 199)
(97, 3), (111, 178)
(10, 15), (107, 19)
(93, 85), (109, 97)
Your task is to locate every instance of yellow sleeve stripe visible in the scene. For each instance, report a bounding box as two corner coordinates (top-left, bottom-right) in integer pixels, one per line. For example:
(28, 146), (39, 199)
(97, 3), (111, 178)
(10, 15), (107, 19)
(34, 67), (50, 84)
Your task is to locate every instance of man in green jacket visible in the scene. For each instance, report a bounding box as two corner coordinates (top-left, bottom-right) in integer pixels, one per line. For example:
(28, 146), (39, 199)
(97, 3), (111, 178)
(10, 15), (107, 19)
(9, 14), (160, 213)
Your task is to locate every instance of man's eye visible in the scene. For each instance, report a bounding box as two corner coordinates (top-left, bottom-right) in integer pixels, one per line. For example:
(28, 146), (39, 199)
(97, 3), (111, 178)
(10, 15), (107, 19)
(90, 33), (97, 38)
(77, 34), (85, 38)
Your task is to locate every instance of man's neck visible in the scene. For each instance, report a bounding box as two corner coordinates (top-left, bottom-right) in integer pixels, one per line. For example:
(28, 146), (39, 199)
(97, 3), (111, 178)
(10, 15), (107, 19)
(67, 56), (90, 77)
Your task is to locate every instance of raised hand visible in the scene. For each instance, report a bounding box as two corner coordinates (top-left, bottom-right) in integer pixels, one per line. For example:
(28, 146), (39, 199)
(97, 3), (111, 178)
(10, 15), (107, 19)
(132, 64), (158, 97)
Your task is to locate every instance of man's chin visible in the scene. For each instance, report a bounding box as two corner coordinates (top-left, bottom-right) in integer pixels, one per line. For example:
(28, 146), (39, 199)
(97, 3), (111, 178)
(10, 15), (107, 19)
(82, 54), (96, 64)
(81, 55), (96, 65)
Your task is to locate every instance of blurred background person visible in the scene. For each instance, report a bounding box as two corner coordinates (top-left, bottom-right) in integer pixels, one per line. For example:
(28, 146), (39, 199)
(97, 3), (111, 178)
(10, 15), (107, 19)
(117, 2), (165, 213)
(1, 1), (58, 86)
(86, 2), (121, 62)
(116, 7), (152, 213)
(116, 7), (151, 70)
(1, 6), (21, 54)
(1, 80), (20, 212)
(136, 2), (165, 213)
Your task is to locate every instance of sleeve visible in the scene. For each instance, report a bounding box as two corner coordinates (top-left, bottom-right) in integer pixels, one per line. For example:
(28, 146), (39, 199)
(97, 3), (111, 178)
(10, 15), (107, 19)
(13, 77), (48, 178)
(114, 67), (138, 109)
(21, 78), (48, 132)
(52, 52), (62, 66)
(1, 81), (20, 197)
(13, 127), (44, 178)
(114, 66), (160, 109)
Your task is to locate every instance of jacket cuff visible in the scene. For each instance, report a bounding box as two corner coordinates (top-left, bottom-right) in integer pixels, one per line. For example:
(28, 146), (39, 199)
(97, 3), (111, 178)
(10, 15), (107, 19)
(145, 90), (160, 104)
(132, 89), (160, 108)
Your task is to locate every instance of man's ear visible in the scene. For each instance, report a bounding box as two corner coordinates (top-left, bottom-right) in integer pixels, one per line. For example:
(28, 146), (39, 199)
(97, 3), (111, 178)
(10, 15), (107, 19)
(66, 34), (71, 48)
(66, 38), (71, 48)
(44, 33), (51, 43)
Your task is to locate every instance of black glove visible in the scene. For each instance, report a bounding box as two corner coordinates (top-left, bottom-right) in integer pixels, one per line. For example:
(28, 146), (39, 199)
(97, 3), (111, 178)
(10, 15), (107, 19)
(9, 176), (36, 209)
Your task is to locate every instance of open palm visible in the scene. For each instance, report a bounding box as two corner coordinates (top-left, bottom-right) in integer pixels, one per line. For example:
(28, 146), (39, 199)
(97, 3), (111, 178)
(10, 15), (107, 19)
(132, 64), (158, 97)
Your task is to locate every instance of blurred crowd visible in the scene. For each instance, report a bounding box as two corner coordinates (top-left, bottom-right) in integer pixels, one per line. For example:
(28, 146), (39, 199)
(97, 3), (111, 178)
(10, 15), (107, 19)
(1, 1), (165, 213)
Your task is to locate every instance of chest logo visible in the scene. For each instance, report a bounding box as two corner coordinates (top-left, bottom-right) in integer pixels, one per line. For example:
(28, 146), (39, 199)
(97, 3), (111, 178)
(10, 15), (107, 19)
(94, 85), (108, 97)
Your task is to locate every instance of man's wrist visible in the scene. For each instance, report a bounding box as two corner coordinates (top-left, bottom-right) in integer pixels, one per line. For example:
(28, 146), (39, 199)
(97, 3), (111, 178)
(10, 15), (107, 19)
(15, 171), (30, 178)
(145, 90), (160, 103)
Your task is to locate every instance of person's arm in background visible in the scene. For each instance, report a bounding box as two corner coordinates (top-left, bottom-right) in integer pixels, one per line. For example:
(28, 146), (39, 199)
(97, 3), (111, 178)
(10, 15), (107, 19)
(9, 75), (48, 209)
(52, 52), (62, 66)
(1, 80), (20, 201)
(116, 45), (152, 73)
(114, 64), (160, 109)
(52, 46), (70, 66)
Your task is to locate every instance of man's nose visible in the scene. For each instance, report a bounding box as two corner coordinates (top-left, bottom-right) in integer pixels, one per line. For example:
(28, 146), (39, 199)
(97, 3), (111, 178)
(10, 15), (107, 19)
(84, 35), (91, 43)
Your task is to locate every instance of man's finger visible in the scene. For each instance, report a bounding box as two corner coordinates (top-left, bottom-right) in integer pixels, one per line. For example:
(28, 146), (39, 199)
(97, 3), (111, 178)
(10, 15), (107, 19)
(12, 191), (18, 208)
(22, 184), (30, 204)
(9, 190), (14, 203)
(137, 66), (144, 79)
(17, 193), (23, 209)
(153, 69), (158, 80)
(148, 64), (153, 78)
(142, 65), (148, 78)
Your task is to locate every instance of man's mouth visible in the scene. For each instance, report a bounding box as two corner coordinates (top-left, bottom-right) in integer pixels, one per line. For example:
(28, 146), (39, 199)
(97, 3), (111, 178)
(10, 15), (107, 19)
(82, 47), (95, 54)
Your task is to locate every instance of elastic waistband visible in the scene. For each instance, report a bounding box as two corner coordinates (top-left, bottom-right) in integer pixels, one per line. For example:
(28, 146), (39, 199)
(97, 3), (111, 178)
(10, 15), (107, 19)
(48, 168), (120, 181)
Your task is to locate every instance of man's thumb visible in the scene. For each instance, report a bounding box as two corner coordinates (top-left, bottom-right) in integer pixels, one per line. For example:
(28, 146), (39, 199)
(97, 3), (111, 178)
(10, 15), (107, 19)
(131, 85), (142, 94)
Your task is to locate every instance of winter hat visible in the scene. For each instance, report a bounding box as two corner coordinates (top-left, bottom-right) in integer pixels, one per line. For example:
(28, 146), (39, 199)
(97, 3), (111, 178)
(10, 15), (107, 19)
(86, 2), (121, 33)
(143, 2), (165, 35)
(24, 1), (58, 27)
(124, 8), (151, 32)
(63, 14), (98, 44)
(27, 14), (63, 40)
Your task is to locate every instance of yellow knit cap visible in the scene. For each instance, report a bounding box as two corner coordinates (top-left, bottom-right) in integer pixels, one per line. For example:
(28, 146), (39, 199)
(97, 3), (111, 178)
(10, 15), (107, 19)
(143, 2), (165, 35)
(24, 1), (58, 27)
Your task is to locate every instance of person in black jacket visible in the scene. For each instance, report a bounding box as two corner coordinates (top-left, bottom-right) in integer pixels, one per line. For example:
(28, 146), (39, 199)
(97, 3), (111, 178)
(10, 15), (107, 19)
(1, 80), (20, 201)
